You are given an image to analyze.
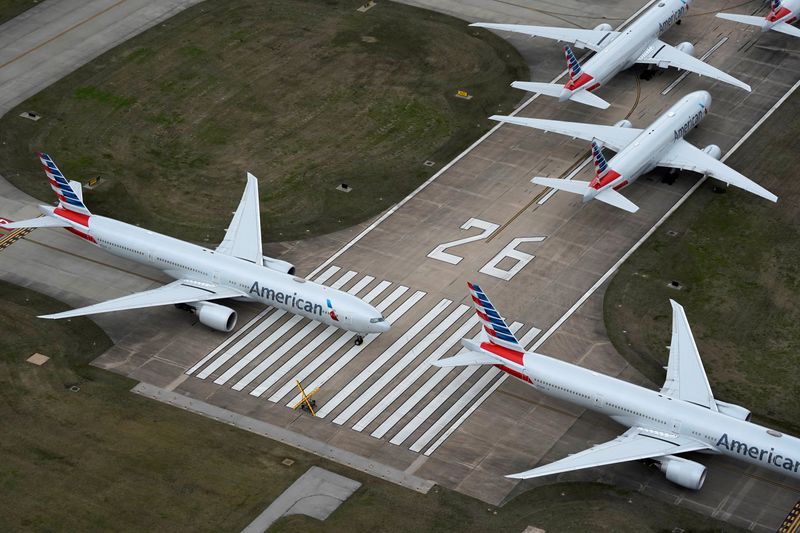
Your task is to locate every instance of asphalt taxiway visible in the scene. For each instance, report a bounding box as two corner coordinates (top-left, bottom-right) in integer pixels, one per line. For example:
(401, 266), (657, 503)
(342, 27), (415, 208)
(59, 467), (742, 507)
(1, 1), (799, 530)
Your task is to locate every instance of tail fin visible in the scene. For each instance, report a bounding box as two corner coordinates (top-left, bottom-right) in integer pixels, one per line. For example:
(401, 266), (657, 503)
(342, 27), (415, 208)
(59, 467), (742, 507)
(39, 152), (91, 216)
(467, 282), (523, 353)
(564, 45), (583, 81)
(591, 140), (611, 182)
(772, 0), (782, 11)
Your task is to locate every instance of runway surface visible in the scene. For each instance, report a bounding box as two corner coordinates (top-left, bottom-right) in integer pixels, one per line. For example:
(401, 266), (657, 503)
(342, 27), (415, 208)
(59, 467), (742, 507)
(1, 0), (799, 530)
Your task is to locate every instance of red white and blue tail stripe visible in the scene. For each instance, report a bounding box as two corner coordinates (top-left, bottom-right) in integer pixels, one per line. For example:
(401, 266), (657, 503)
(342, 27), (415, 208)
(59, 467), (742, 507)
(591, 140), (610, 179)
(468, 282), (523, 354)
(40, 152), (91, 216)
(563, 45), (597, 92)
(564, 45), (583, 79)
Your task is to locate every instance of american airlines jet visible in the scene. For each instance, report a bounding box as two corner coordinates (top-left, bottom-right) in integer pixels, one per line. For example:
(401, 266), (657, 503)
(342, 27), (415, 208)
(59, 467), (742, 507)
(473, 0), (750, 109)
(491, 90), (777, 213)
(2, 153), (390, 343)
(434, 283), (800, 489)
(717, 0), (800, 37)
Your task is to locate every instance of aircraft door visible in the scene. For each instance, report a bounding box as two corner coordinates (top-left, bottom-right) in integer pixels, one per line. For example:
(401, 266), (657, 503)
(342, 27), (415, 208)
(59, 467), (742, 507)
(671, 418), (682, 434)
(593, 393), (604, 408)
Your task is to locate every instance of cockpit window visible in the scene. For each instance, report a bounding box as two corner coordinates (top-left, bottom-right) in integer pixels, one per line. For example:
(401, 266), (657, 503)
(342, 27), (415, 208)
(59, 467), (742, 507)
(370, 317), (385, 323)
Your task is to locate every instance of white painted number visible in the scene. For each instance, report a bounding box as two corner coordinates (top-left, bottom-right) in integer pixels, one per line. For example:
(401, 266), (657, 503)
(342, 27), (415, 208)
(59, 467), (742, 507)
(427, 218), (499, 265)
(480, 237), (545, 281)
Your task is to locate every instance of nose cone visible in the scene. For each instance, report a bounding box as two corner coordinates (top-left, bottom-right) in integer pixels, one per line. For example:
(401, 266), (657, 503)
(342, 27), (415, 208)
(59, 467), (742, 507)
(371, 317), (391, 333)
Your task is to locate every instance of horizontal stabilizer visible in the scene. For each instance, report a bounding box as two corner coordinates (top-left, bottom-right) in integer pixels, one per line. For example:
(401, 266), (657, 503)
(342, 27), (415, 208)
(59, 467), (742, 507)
(716, 13), (768, 29)
(511, 82), (609, 109)
(1, 216), (69, 229)
(532, 177), (591, 195)
(773, 21), (800, 37)
(595, 188), (639, 213)
(432, 351), (498, 368)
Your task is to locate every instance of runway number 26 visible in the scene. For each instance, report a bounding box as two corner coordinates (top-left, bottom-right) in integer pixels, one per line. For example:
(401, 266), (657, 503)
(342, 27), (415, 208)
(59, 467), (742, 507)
(427, 218), (546, 281)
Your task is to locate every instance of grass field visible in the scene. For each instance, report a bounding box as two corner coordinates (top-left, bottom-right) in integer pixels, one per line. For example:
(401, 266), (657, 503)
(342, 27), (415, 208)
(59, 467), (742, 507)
(604, 90), (800, 435)
(0, 0), (527, 244)
(0, 280), (739, 531)
(0, 0), (35, 25)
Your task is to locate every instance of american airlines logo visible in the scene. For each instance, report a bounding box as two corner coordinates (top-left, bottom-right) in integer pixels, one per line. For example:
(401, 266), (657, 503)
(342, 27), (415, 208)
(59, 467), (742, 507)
(673, 108), (705, 140)
(716, 433), (800, 473)
(249, 281), (325, 316)
(658, 3), (689, 33)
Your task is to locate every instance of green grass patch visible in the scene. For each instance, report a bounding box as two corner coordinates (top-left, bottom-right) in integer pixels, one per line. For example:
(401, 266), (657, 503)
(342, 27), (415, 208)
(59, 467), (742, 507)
(0, 281), (741, 531)
(0, 0), (528, 243)
(0, 0), (37, 25)
(604, 91), (800, 435)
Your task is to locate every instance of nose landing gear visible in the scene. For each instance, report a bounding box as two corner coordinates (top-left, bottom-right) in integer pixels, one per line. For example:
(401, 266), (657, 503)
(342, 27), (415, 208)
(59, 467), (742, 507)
(355, 335), (364, 346)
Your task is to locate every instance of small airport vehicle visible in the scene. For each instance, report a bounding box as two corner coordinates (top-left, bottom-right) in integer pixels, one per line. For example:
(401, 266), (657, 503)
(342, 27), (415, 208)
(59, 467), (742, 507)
(491, 90), (777, 212)
(473, 0), (750, 109)
(2, 153), (389, 341)
(434, 283), (800, 489)
(717, 0), (800, 38)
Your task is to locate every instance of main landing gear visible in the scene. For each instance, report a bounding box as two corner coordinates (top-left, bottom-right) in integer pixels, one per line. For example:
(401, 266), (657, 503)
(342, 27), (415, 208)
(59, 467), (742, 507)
(355, 335), (364, 346)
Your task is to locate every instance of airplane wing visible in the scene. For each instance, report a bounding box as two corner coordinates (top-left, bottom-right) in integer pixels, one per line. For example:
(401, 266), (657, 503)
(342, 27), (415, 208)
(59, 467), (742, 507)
(657, 140), (778, 202)
(470, 23), (619, 52)
(660, 300), (718, 410)
(490, 115), (643, 152)
(635, 39), (751, 92)
(39, 280), (245, 319)
(216, 172), (263, 264)
(507, 427), (710, 479)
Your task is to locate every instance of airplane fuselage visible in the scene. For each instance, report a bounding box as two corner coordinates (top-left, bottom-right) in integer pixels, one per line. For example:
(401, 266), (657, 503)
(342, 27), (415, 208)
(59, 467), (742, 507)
(578, 0), (691, 91)
(42, 205), (386, 334)
(589, 90), (710, 197)
(496, 347), (800, 479)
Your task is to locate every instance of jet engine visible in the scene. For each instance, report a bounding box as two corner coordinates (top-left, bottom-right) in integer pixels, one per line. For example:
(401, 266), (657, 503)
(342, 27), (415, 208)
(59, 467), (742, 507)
(658, 455), (707, 490)
(614, 119), (633, 129)
(594, 23), (613, 32)
(676, 42), (695, 57)
(262, 256), (296, 276)
(188, 301), (238, 332)
(702, 144), (722, 160)
(715, 400), (752, 421)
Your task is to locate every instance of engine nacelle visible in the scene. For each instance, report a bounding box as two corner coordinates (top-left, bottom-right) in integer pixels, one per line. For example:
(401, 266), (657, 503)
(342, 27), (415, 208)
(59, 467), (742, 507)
(594, 23), (613, 32)
(676, 41), (695, 57)
(702, 144), (722, 160)
(614, 119), (633, 129)
(190, 301), (237, 332)
(659, 455), (707, 490)
(262, 256), (296, 276)
(715, 400), (752, 421)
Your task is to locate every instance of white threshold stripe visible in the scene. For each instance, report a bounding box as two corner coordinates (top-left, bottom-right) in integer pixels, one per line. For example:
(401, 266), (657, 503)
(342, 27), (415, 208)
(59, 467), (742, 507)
(284, 290), (425, 408)
(418, 77), (800, 456)
(410, 368), (501, 453)
(662, 37), (729, 96)
(333, 304), (470, 427)
(302, 0), (661, 283)
(388, 322), (524, 446)
(424, 374), (507, 456)
(234, 274), (374, 392)
(212, 270), (359, 385)
(266, 282), (401, 402)
(362, 315), (480, 436)
(249, 275), (377, 396)
(318, 299), (456, 420)
(407, 325), (542, 453)
(189, 265), (341, 377)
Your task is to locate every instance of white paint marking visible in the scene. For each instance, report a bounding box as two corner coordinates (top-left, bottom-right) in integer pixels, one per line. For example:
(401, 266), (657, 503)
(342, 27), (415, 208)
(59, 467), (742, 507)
(662, 37), (729, 95)
(263, 280), (394, 401)
(284, 289), (424, 408)
(359, 315), (480, 435)
(479, 236), (546, 280)
(421, 76), (800, 455)
(240, 275), (374, 394)
(388, 322), (524, 446)
(323, 301), (465, 422)
(213, 270), (359, 385)
(188, 266), (341, 376)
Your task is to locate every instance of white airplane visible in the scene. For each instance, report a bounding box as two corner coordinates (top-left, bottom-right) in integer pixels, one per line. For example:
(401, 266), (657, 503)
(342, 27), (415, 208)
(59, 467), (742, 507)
(434, 283), (800, 489)
(491, 90), (777, 213)
(1, 153), (390, 342)
(472, 0), (751, 109)
(717, 0), (800, 37)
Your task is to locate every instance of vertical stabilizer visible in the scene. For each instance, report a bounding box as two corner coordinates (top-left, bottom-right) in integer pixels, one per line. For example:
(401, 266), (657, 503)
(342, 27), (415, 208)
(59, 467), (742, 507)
(467, 282), (523, 354)
(39, 152), (91, 216)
